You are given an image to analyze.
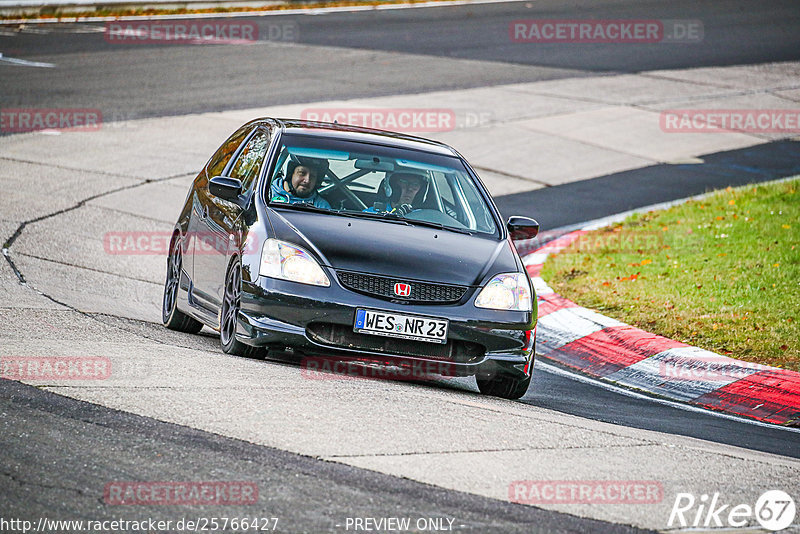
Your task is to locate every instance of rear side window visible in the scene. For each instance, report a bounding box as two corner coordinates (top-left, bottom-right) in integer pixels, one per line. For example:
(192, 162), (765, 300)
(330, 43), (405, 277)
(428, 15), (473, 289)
(228, 128), (271, 195)
(206, 125), (253, 178)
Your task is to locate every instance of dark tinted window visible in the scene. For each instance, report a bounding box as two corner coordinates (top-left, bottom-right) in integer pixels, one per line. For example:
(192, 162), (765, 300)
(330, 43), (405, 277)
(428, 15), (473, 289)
(207, 124), (253, 178)
(228, 128), (270, 194)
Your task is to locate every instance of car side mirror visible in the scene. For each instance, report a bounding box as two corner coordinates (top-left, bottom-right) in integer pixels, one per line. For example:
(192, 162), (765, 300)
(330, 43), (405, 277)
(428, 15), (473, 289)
(209, 176), (243, 202)
(507, 216), (539, 241)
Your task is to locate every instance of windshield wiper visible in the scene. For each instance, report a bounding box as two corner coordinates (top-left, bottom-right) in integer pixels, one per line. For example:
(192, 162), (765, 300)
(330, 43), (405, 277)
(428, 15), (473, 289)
(346, 209), (472, 234)
(272, 202), (364, 219)
(350, 210), (412, 225)
(401, 218), (473, 235)
(273, 204), (471, 234)
(271, 201), (332, 214)
(272, 203), (413, 225)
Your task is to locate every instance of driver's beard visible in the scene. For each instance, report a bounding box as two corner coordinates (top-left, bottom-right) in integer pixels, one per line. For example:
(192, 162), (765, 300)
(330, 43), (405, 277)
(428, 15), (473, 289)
(286, 179), (312, 198)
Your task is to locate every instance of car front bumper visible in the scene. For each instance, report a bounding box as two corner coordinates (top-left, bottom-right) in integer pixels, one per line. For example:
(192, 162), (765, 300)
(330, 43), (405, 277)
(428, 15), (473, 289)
(237, 272), (536, 378)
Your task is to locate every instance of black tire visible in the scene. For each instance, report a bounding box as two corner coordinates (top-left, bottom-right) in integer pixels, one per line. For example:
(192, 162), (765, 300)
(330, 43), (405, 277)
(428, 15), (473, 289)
(476, 367), (532, 400)
(162, 236), (204, 334)
(220, 258), (261, 358)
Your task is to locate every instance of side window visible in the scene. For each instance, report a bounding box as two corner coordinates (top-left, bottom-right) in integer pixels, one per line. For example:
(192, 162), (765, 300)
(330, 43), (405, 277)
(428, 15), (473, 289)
(206, 125), (253, 179)
(433, 171), (455, 205)
(458, 176), (493, 232)
(228, 129), (270, 194)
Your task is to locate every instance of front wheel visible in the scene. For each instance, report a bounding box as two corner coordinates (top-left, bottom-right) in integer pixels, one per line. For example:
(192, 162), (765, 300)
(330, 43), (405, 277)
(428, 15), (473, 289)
(220, 258), (261, 358)
(476, 372), (532, 400)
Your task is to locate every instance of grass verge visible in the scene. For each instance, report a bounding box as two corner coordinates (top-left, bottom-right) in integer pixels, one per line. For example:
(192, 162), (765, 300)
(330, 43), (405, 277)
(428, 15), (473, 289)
(540, 178), (799, 371)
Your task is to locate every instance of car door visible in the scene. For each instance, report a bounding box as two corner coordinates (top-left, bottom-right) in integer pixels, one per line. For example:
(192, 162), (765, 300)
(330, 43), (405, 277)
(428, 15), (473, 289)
(186, 123), (253, 309)
(192, 127), (271, 314)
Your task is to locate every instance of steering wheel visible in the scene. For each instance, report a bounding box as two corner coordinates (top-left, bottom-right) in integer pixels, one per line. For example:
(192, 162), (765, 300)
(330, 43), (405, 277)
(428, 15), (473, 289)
(320, 177), (368, 210)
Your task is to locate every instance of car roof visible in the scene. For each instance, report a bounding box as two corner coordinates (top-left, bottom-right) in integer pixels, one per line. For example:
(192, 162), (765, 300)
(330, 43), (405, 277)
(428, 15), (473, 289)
(256, 118), (461, 158)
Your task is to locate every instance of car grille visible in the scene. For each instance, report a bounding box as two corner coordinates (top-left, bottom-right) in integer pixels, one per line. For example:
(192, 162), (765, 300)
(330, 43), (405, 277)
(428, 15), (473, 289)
(306, 322), (485, 363)
(336, 271), (468, 303)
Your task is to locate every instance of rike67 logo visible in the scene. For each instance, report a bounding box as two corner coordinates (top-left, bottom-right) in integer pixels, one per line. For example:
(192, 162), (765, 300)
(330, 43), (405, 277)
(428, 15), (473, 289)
(668, 490), (796, 531)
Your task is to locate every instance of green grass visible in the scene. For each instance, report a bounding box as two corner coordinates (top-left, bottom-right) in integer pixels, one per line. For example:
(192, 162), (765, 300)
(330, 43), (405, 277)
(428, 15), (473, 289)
(540, 178), (799, 371)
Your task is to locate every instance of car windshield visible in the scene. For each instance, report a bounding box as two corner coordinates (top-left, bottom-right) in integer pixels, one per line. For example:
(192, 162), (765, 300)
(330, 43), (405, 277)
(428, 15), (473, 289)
(266, 133), (499, 236)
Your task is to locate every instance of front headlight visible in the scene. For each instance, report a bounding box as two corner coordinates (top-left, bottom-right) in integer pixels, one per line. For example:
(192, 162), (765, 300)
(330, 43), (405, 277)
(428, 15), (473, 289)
(259, 239), (330, 287)
(475, 272), (532, 311)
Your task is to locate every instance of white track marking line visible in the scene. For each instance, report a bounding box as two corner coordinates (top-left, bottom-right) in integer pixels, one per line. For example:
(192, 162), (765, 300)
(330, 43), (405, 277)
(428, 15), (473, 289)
(0, 52), (55, 67)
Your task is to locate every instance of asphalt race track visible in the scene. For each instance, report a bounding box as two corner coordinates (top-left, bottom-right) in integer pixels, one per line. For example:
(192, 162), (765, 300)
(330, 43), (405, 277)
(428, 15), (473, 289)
(1, 0), (799, 119)
(0, 379), (642, 533)
(1, 1), (800, 532)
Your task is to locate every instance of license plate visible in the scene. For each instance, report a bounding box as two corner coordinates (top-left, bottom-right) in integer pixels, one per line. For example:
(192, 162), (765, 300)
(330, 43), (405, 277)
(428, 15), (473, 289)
(354, 309), (449, 344)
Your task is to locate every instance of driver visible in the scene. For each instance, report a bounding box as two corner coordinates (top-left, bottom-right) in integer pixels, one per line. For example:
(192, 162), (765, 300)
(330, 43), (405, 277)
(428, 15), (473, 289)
(270, 156), (331, 209)
(372, 171), (428, 215)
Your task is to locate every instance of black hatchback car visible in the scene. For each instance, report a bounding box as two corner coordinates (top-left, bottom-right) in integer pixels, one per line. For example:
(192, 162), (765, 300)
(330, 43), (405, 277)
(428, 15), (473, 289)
(162, 118), (540, 399)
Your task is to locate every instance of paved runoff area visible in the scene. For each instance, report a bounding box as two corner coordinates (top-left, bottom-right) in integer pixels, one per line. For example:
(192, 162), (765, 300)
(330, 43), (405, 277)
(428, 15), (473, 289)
(2, 61), (800, 530)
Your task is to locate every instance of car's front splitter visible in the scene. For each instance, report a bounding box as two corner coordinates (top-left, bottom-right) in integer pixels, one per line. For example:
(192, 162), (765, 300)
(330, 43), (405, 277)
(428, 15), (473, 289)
(236, 276), (535, 378)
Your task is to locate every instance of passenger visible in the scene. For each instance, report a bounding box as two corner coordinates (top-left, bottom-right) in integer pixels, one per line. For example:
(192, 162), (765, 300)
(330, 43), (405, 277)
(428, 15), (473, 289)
(270, 156), (332, 209)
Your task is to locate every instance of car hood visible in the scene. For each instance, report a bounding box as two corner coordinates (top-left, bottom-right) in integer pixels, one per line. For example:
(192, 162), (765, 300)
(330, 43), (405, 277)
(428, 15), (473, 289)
(267, 209), (518, 286)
